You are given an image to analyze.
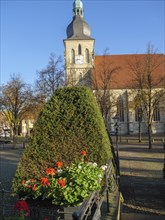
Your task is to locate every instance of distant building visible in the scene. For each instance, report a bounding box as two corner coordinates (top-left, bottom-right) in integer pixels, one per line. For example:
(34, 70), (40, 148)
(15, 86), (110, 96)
(0, 111), (35, 137)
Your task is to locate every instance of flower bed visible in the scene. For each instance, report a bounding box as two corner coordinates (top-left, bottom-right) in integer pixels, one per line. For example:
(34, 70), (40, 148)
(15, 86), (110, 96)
(16, 151), (105, 209)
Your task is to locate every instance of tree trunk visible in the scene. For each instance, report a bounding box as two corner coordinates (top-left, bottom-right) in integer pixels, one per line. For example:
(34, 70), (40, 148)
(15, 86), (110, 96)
(148, 124), (152, 149)
(138, 121), (142, 142)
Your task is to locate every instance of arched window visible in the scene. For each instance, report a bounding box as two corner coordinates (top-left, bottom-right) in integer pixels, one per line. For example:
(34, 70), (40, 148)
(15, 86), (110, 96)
(135, 107), (143, 122)
(78, 44), (82, 55)
(85, 48), (90, 63)
(71, 49), (75, 63)
(153, 103), (160, 121)
(117, 95), (124, 122)
(134, 95), (143, 122)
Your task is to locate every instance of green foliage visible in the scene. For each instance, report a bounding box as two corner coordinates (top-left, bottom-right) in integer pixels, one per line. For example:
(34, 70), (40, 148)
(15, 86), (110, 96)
(13, 86), (111, 193)
(16, 155), (104, 206)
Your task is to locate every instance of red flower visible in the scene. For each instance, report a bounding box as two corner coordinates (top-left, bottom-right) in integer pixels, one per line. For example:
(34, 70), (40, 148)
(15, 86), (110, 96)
(32, 184), (37, 191)
(56, 161), (63, 168)
(58, 178), (66, 188)
(41, 177), (50, 186)
(14, 200), (29, 216)
(46, 168), (56, 176)
(27, 184), (31, 188)
(22, 180), (25, 185)
(81, 150), (87, 156)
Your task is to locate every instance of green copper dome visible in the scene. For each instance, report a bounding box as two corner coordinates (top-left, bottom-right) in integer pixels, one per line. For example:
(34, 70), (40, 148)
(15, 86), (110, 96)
(73, 0), (83, 8)
(73, 0), (83, 17)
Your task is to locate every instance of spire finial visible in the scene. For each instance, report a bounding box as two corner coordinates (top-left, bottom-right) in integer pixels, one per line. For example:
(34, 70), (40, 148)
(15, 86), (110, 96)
(73, 0), (83, 17)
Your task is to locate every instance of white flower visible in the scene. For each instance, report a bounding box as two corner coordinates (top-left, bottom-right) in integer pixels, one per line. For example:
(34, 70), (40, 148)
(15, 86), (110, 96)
(78, 165), (82, 169)
(88, 162), (97, 167)
(57, 169), (63, 173)
(93, 162), (97, 167)
(101, 165), (107, 171)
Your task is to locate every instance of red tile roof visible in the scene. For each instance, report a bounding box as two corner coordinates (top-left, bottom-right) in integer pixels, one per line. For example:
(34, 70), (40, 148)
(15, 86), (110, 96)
(92, 54), (165, 89)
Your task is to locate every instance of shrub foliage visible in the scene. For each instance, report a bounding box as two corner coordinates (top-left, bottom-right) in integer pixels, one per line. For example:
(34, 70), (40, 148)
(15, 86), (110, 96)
(13, 87), (111, 191)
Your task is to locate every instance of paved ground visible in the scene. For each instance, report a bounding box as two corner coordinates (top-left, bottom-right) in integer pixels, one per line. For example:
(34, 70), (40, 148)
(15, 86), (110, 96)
(0, 147), (23, 190)
(118, 141), (165, 217)
(0, 139), (165, 219)
(0, 147), (24, 218)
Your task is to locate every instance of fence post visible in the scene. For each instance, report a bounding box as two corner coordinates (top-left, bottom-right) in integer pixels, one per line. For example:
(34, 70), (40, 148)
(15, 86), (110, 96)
(106, 189), (110, 212)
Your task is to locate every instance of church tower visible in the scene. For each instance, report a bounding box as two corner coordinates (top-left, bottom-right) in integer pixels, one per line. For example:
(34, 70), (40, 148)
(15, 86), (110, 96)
(64, 0), (95, 86)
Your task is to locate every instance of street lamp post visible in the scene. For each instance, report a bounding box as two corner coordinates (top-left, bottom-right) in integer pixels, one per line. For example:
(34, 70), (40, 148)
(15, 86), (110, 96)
(113, 114), (120, 176)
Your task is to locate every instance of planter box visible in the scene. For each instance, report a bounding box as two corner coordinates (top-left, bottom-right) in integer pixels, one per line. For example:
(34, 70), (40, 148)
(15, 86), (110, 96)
(23, 190), (102, 219)
(64, 206), (80, 220)
(26, 199), (81, 220)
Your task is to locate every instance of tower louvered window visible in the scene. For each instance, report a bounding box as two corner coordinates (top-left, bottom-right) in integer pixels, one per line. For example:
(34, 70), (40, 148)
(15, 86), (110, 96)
(71, 49), (75, 63)
(78, 44), (82, 55)
(85, 48), (90, 63)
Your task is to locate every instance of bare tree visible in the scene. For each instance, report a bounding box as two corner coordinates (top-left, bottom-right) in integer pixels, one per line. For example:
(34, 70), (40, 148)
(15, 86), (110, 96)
(0, 74), (34, 137)
(128, 43), (165, 149)
(36, 53), (65, 99)
(92, 49), (121, 127)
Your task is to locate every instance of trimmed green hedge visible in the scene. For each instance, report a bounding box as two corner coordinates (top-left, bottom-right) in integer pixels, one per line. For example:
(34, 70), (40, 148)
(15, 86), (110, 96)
(13, 87), (111, 191)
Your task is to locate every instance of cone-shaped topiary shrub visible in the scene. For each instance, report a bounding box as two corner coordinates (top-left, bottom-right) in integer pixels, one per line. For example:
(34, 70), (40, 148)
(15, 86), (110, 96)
(12, 86), (112, 193)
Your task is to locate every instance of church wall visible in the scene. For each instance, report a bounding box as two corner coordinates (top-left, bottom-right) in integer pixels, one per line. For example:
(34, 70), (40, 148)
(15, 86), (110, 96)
(107, 89), (129, 135)
(106, 88), (165, 135)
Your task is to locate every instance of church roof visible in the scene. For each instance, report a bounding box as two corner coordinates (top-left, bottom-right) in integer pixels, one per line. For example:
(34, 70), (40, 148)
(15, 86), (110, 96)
(66, 15), (92, 39)
(92, 54), (165, 89)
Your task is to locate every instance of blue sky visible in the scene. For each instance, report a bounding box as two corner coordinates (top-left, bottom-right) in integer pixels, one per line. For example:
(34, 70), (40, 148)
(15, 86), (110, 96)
(1, 0), (165, 85)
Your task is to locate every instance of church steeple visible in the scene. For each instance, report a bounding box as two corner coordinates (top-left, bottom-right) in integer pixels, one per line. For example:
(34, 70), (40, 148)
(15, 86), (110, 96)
(64, 0), (95, 86)
(73, 0), (83, 17)
(66, 0), (91, 39)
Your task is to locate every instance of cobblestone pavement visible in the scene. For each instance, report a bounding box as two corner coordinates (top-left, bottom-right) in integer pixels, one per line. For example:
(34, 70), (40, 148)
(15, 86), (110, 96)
(119, 142), (165, 217)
